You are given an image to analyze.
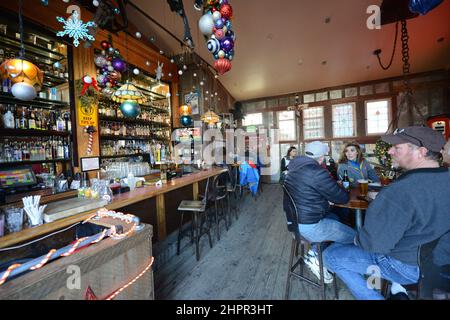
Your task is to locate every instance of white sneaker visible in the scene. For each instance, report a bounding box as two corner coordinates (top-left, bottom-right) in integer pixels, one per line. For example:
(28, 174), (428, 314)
(303, 252), (334, 284)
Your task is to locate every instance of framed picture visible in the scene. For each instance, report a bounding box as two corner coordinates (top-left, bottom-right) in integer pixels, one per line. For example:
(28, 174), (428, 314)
(185, 91), (199, 115)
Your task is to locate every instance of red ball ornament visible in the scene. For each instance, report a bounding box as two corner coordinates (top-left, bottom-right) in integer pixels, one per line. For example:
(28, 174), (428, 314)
(107, 56), (113, 61)
(100, 40), (111, 50)
(214, 58), (232, 75)
(212, 7), (216, 12)
(220, 4), (233, 19)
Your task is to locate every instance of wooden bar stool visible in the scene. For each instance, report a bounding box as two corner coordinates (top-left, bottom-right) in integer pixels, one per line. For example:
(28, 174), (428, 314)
(177, 177), (213, 261)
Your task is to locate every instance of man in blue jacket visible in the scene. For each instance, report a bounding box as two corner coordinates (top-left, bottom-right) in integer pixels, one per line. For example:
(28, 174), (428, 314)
(284, 141), (356, 283)
(323, 126), (450, 300)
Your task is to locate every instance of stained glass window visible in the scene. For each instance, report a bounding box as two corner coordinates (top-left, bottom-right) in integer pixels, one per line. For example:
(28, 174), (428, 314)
(365, 99), (390, 134)
(332, 103), (356, 137)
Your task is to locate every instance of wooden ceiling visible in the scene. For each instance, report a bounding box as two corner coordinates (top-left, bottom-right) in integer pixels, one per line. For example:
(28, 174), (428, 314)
(127, 0), (450, 101)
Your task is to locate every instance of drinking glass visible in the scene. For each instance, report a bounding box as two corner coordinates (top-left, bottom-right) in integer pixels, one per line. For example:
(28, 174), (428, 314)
(5, 207), (24, 233)
(358, 179), (369, 196)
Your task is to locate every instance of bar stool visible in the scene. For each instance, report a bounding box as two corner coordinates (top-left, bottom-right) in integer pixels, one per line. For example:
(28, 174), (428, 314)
(210, 173), (230, 241)
(177, 177), (213, 261)
(282, 185), (339, 300)
(226, 165), (239, 222)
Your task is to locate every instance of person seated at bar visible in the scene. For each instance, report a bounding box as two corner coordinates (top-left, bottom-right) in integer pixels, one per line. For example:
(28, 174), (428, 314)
(279, 146), (297, 184)
(323, 126), (450, 300)
(337, 142), (380, 187)
(284, 141), (356, 283)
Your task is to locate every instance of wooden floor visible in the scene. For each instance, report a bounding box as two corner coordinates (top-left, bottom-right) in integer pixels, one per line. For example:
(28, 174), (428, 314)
(153, 184), (354, 300)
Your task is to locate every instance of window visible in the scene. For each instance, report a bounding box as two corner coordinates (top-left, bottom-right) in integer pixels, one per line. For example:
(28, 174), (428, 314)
(365, 99), (391, 135)
(242, 113), (263, 126)
(332, 103), (356, 138)
(303, 106), (324, 139)
(278, 111), (296, 141)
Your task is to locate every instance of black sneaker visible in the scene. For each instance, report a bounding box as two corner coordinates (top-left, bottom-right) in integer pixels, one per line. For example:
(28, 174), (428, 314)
(388, 292), (410, 300)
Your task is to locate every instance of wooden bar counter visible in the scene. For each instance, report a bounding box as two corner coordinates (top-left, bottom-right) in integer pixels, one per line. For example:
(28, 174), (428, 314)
(0, 167), (227, 249)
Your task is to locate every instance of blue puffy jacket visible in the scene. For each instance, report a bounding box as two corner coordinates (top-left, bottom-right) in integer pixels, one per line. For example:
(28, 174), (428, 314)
(239, 161), (260, 196)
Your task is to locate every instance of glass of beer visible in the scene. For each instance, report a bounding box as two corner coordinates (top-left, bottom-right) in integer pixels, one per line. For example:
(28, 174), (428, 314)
(358, 179), (369, 196)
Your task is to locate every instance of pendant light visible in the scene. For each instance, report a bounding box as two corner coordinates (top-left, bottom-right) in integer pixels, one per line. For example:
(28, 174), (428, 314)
(0, 0), (43, 101)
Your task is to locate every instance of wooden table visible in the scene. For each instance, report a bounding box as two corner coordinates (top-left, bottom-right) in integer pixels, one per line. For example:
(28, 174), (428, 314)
(333, 188), (369, 231)
(0, 167), (227, 249)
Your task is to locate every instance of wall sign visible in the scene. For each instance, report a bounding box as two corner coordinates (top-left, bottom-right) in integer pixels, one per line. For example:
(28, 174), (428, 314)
(77, 100), (98, 127)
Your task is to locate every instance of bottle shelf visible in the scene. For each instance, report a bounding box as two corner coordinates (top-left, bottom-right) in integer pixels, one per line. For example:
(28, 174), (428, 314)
(100, 153), (149, 159)
(0, 92), (69, 108)
(0, 128), (70, 137)
(0, 158), (71, 167)
(100, 134), (168, 142)
(98, 115), (170, 128)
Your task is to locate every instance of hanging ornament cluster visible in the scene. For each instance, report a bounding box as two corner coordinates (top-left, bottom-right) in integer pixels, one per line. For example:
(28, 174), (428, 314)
(94, 40), (127, 96)
(199, 0), (235, 75)
(179, 104), (193, 127)
(56, 9), (96, 47)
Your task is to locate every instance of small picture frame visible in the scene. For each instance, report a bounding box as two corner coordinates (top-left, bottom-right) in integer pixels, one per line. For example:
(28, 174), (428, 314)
(80, 157), (100, 172)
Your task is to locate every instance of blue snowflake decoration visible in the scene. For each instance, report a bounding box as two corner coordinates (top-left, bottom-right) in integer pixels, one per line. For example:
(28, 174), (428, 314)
(56, 10), (96, 47)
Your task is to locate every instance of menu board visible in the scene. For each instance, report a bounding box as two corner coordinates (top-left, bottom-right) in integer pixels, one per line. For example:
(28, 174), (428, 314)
(173, 127), (202, 144)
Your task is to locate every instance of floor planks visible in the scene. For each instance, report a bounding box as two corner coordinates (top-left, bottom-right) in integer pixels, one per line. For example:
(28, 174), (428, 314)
(153, 184), (354, 300)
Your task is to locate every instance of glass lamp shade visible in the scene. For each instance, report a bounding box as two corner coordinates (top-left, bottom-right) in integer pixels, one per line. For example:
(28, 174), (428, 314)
(179, 104), (192, 116)
(201, 110), (220, 125)
(111, 82), (147, 104)
(0, 58), (43, 89)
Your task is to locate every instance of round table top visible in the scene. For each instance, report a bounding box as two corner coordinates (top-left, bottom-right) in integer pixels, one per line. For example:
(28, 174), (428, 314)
(333, 188), (369, 210)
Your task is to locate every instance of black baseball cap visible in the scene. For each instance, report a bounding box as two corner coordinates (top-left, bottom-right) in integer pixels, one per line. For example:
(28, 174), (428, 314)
(382, 126), (446, 152)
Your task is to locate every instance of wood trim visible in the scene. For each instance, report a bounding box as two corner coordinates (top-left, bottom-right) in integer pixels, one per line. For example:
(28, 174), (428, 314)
(156, 194), (166, 240)
(0, 168), (226, 248)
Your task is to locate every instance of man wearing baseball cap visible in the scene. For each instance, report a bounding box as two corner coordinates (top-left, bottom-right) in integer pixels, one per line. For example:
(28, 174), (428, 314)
(283, 141), (356, 284)
(323, 126), (450, 300)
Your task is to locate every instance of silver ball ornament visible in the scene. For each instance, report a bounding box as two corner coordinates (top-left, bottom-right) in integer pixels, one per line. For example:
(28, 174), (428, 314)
(135, 32), (142, 39)
(133, 68), (140, 75)
(178, 70), (183, 75)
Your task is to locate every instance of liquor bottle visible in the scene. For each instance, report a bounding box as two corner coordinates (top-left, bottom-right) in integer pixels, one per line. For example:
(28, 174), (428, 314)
(342, 170), (350, 191)
(20, 106), (28, 129)
(56, 112), (64, 131)
(45, 139), (52, 160)
(57, 138), (64, 159)
(63, 137), (70, 159)
(28, 108), (36, 129)
(2, 104), (15, 129)
(35, 108), (42, 130)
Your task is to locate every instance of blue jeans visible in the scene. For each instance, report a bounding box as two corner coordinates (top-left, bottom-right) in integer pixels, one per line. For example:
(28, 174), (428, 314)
(299, 215), (357, 245)
(323, 243), (420, 300)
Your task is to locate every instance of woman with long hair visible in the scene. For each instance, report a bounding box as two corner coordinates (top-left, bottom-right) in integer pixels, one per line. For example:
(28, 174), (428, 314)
(280, 146), (297, 183)
(337, 142), (380, 187)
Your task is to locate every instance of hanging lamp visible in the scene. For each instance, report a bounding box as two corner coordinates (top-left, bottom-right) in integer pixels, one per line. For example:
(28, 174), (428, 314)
(201, 109), (220, 126)
(111, 81), (147, 104)
(0, 0), (43, 101)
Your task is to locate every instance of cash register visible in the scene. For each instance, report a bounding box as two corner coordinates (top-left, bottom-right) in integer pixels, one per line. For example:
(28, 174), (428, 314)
(0, 166), (40, 198)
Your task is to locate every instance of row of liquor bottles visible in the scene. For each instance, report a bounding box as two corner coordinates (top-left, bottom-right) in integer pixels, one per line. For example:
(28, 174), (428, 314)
(100, 140), (170, 162)
(0, 104), (71, 132)
(0, 137), (70, 163)
(98, 103), (170, 124)
(100, 121), (169, 139)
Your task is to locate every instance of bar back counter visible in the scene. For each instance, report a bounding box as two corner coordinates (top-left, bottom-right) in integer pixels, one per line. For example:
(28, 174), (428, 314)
(0, 167), (226, 299)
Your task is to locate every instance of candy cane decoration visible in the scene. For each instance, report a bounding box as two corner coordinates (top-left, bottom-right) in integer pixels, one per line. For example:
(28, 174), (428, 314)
(84, 126), (96, 155)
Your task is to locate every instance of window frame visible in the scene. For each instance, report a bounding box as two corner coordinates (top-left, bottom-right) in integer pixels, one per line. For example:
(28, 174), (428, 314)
(277, 110), (297, 142)
(242, 112), (264, 127)
(303, 106), (325, 140)
(364, 98), (392, 136)
(331, 102), (357, 138)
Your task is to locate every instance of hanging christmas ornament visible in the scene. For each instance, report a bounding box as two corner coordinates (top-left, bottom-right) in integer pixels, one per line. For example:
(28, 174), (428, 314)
(40, 0), (49, 6)
(93, 0), (100, 7)
(133, 68), (140, 75)
(100, 40), (111, 50)
(214, 57), (231, 75)
(145, 60), (151, 66)
(84, 126), (97, 155)
(111, 57), (127, 73)
(180, 115), (193, 127)
(56, 10), (96, 47)
(179, 104), (192, 116)
(198, 13), (214, 35)
(135, 31), (142, 39)
(119, 100), (141, 118)
(155, 61), (164, 82)
(178, 70), (183, 76)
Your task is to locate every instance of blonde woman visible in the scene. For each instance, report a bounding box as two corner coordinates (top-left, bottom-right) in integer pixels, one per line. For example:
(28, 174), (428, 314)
(337, 142), (380, 187)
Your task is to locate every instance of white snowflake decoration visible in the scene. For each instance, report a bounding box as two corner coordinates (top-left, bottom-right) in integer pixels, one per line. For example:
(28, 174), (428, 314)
(56, 10), (96, 47)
